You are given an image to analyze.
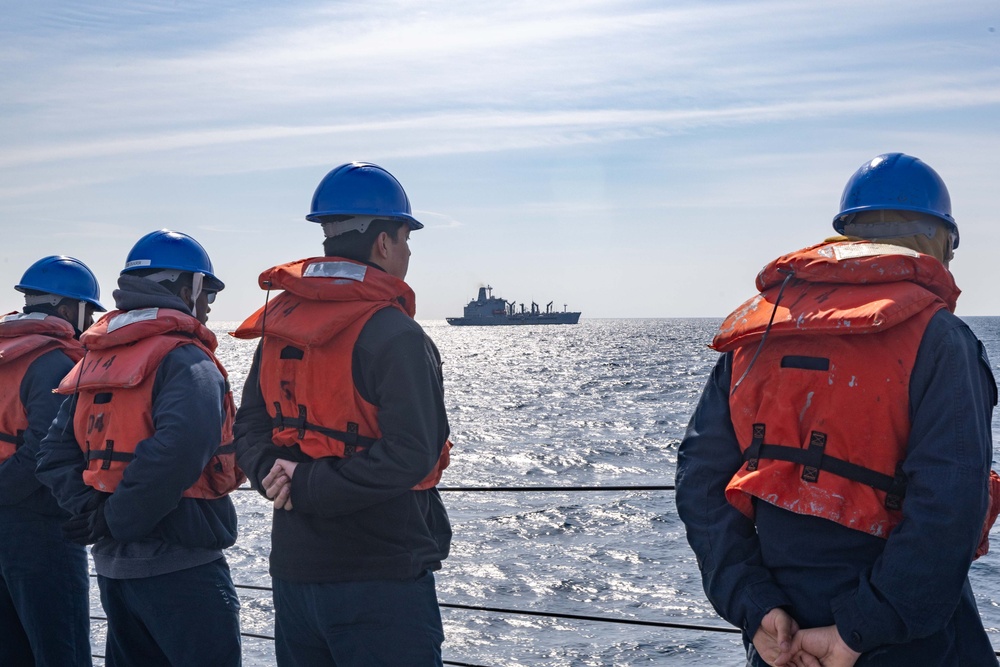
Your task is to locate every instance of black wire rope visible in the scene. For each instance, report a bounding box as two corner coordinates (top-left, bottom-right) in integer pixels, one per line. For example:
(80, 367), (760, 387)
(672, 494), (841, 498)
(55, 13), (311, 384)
(439, 485), (675, 492)
(439, 602), (739, 633)
(89, 578), (740, 635)
(90, 482), (1000, 659)
(234, 484), (676, 492)
(228, 582), (730, 633)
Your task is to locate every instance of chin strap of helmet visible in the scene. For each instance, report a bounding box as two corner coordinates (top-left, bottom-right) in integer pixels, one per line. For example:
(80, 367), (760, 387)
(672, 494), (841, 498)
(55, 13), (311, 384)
(77, 301), (87, 333)
(142, 269), (203, 317)
(189, 272), (204, 316)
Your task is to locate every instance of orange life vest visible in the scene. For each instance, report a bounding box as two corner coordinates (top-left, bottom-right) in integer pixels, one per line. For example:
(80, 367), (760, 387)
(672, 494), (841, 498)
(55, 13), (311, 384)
(715, 242), (959, 538)
(232, 258), (451, 490)
(56, 308), (244, 499)
(0, 313), (85, 463)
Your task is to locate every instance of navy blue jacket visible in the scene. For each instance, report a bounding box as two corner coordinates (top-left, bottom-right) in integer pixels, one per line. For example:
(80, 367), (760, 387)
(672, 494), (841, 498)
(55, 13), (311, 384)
(36, 280), (238, 578)
(676, 309), (998, 665)
(0, 349), (76, 516)
(235, 300), (452, 583)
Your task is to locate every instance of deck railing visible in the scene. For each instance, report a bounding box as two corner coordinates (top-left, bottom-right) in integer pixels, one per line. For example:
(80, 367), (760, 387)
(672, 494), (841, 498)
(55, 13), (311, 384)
(84, 484), (1000, 665)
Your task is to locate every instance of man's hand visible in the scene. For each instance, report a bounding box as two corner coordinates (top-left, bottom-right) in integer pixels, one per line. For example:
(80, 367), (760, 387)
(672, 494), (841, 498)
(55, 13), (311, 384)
(262, 459), (298, 510)
(62, 491), (112, 545)
(753, 608), (799, 666)
(789, 625), (861, 667)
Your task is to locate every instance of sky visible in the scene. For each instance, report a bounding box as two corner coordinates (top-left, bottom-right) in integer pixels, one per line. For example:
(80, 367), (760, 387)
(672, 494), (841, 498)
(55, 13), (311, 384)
(1, 0), (998, 321)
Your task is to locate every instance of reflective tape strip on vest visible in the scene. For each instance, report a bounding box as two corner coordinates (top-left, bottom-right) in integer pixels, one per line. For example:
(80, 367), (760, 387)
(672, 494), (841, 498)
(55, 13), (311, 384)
(714, 242), (951, 538)
(233, 257), (450, 490)
(0, 313), (84, 463)
(57, 308), (245, 499)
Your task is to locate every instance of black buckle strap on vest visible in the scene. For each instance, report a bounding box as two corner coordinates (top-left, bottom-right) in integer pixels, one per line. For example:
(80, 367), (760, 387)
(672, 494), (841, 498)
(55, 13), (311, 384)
(343, 422), (360, 456)
(0, 430), (25, 448)
(749, 437), (907, 507)
(101, 440), (114, 470)
(270, 403), (378, 452)
(745, 423), (765, 472)
(85, 440), (135, 469)
(304, 421), (376, 451)
(884, 463), (907, 511)
(271, 402), (309, 440)
(801, 431), (827, 483)
(296, 406), (307, 439)
(214, 443), (236, 456)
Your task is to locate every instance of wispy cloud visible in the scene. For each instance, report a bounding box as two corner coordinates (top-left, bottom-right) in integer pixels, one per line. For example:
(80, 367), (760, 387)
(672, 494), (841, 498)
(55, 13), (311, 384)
(5, 82), (1000, 173)
(1, 0), (998, 316)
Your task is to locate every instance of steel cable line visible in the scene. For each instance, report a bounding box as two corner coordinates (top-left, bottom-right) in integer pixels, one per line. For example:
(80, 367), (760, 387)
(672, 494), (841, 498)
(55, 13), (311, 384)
(88, 483), (1000, 661)
(234, 484), (677, 492)
(439, 485), (675, 492)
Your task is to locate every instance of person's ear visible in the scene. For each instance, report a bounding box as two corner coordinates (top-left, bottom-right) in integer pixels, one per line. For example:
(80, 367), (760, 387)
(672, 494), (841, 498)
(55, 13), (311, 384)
(179, 284), (194, 307)
(375, 231), (391, 258)
(55, 302), (75, 322)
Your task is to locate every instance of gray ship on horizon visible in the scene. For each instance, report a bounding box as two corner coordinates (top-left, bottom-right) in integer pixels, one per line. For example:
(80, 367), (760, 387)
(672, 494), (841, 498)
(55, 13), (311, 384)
(447, 285), (581, 326)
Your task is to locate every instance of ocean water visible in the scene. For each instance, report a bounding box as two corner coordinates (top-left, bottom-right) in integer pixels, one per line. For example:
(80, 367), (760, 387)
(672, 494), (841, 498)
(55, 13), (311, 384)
(89, 317), (1000, 666)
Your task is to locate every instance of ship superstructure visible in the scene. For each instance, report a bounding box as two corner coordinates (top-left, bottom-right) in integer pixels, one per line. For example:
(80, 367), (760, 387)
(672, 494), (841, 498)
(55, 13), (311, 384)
(446, 285), (581, 326)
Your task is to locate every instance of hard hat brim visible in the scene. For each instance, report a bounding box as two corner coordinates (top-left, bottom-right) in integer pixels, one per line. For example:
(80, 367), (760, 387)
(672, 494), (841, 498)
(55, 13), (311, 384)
(833, 204), (959, 248)
(305, 212), (424, 230)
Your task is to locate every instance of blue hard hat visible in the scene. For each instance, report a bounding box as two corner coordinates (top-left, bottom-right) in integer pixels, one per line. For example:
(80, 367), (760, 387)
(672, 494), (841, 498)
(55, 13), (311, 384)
(834, 153), (958, 248)
(121, 229), (225, 291)
(306, 162), (423, 230)
(15, 256), (106, 311)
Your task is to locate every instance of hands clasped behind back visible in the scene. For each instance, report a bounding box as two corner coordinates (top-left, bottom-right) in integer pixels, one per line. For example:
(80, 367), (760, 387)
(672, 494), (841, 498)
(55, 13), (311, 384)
(263, 459), (298, 510)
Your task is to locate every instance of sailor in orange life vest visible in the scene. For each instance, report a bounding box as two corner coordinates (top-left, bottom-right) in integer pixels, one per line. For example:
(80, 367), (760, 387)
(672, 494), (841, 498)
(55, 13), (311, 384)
(675, 153), (999, 667)
(233, 162), (452, 667)
(36, 230), (245, 667)
(0, 256), (103, 667)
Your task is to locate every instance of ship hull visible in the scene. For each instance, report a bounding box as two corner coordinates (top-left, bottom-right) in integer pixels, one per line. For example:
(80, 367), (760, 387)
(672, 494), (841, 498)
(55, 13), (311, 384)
(447, 313), (581, 326)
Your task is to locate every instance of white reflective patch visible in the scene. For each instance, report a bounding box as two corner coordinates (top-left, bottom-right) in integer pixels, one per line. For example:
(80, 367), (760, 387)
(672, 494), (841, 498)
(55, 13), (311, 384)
(108, 307), (159, 333)
(321, 217), (377, 237)
(142, 269), (182, 284)
(23, 293), (63, 307)
(0, 312), (48, 323)
(832, 243), (920, 261)
(124, 259), (153, 269)
(302, 262), (368, 282)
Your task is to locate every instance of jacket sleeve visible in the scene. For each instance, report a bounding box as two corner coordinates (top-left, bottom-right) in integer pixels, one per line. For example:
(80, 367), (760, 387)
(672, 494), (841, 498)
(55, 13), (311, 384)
(100, 345), (230, 542)
(675, 352), (792, 638)
(291, 314), (450, 518)
(0, 349), (76, 505)
(36, 393), (98, 517)
(233, 342), (287, 495)
(831, 313), (996, 653)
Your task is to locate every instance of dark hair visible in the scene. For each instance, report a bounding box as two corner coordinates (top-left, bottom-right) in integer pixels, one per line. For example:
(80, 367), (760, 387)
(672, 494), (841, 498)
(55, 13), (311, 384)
(322, 219), (406, 261)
